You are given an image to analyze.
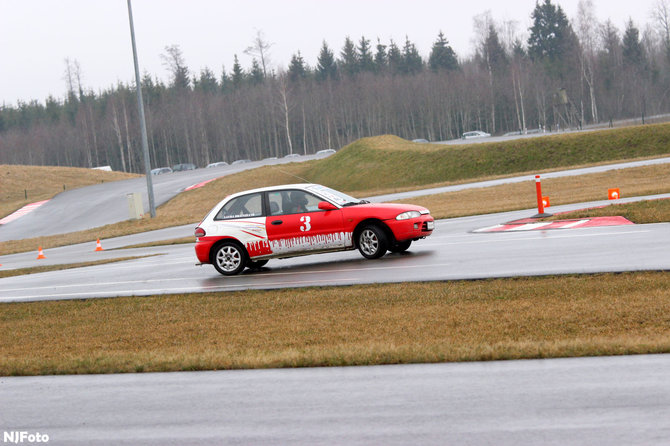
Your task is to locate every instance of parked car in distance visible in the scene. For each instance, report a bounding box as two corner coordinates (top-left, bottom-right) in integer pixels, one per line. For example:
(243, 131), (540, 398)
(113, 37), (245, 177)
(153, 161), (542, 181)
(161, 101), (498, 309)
(462, 130), (491, 139)
(412, 139), (429, 143)
(172, 163), (197, 171)
(315, 149), (337, 155)
(206, 161), (228, 168)
(232, 159), (252, 165)
(194, 183), (435, 275)
(283, 153), (301, 158)
(150, 167), (173, 175)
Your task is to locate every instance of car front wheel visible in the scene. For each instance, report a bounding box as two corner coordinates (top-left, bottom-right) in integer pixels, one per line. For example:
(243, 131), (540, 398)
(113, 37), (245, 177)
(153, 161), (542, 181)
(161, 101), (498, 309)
(212, 242), (247, 275)
(357, 224), (388, 259)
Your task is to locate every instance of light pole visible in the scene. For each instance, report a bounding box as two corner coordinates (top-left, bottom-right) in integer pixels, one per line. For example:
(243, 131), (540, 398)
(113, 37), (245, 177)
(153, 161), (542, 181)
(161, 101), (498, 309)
(126, 0), (156, 218)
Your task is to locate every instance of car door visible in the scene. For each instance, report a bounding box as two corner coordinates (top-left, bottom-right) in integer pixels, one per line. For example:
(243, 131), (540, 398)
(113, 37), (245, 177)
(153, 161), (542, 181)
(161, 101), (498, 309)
(265, 189), (345, 256)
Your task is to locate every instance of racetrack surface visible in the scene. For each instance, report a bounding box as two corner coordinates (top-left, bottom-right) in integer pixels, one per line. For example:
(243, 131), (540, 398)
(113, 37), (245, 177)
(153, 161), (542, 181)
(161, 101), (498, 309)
(0, 154), (329, 242)
(2, 354), (668, 445)
(1, 195), (669, 302)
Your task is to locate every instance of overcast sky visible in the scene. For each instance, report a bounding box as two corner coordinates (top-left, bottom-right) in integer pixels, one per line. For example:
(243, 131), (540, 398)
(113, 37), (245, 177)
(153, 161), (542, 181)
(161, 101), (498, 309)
(0, 0), (662, 106)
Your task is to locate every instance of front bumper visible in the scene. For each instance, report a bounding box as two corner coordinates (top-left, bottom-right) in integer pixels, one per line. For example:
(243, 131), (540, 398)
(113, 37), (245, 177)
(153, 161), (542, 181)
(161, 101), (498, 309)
(386, 215), (434, 241)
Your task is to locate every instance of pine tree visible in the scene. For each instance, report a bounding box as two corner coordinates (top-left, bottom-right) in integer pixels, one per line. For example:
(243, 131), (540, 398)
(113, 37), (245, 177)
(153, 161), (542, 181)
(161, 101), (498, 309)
(622, 19), (645, 68)
(387, 40), (403, 75)
(288, 51), (308, 82)
(160, 44), (190, 90)
(357, 36), (375, 73)
(194, 67), (218, 92)
(316, 41), (337, 81)
(141, 72), (161, 104)
(374, 39), (387, 73)
(481, 25), (507, 73)
(249, 58), (265, 85)
(402, 36), (423, 74)
(339, 36), (359, 77)
(428, 31), (459, 71)
(527, 0), (579, 77)
(599, 20), (621, 93)
(231, 55), (244, 87)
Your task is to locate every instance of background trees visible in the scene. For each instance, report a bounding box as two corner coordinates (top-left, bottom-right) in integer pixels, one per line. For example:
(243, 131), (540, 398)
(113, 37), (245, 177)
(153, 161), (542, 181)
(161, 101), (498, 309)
(0, 0), (668, 172)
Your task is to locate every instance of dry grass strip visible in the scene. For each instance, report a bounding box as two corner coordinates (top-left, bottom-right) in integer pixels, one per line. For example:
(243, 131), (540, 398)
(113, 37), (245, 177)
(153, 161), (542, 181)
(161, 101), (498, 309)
(546, 198), (670, 224)
(405, 163), (670, 218)
(1, 272), (669, 375)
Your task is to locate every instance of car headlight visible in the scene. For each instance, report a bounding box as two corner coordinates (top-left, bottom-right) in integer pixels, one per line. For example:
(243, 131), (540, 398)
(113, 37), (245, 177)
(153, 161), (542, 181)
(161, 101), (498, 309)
(396, 210), (421, 220)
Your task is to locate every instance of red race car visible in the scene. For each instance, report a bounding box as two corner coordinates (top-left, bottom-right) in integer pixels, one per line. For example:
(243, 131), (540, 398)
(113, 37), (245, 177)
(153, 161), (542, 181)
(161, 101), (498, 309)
(194, 184), (434, 275)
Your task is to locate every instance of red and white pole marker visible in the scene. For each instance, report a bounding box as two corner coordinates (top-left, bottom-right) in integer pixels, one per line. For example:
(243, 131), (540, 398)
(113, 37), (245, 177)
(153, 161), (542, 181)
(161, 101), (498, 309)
(533, 175), (552, 218)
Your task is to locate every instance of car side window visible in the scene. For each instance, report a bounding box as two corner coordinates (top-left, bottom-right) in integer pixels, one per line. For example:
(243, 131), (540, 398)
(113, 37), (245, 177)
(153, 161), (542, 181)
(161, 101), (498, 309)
(268, 190), (324, 215)
(214, 193), (263, 220)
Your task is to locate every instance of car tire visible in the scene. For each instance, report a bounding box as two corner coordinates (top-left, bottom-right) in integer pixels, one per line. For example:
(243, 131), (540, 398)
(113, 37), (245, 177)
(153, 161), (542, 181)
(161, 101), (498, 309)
(357, 224), (388, 259)
(247, 259), (269, 269)
(389, 240), (411, 253)
(212, 242), (247, 276)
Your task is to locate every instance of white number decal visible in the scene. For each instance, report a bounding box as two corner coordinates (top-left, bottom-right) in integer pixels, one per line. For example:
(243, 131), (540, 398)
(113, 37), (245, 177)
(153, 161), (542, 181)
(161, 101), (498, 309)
(300, 215), (311, 232)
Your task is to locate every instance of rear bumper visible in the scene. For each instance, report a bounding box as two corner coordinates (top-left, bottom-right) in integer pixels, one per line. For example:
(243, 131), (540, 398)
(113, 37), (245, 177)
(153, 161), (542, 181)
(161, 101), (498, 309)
(386, 215), (434, 241)
(194, 237), (218, 264)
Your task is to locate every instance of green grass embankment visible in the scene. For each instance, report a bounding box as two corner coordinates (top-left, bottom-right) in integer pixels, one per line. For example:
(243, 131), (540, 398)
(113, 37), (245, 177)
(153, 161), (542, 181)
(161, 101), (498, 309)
(306, 124), (670, 192)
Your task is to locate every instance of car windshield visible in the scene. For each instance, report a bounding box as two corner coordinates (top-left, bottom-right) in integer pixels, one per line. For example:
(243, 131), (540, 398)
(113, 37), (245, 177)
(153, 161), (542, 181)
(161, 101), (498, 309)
(308, 185), (368, 206)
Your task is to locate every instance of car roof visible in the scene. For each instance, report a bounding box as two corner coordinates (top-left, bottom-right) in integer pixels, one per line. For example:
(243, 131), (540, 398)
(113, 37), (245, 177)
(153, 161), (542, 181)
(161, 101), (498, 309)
(230, 183), (316, 197)
(221, 183), (334, 203)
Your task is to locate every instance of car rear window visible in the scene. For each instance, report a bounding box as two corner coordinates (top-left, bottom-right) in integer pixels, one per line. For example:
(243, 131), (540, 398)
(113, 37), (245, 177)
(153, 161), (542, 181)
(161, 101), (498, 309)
(214, 193), (263, 220)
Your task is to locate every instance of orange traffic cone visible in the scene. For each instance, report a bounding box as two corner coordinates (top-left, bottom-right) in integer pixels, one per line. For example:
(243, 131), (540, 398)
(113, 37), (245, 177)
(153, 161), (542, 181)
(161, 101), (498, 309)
(37, 246), (46, 259)
(95, 238), (104, 252)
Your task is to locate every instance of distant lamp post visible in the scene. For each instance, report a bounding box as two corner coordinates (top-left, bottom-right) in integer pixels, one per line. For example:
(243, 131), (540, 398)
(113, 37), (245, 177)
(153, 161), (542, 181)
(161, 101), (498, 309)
(126, 0), (156, 218)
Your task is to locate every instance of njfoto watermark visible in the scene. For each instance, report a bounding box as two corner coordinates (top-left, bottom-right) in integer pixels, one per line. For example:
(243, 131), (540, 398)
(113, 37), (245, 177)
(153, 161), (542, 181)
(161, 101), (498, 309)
(3, 432), (49, 444)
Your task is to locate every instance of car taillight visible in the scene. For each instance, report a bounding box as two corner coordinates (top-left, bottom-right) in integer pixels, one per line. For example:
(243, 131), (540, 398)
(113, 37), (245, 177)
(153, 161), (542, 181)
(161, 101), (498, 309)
(194, 227), (206, 237)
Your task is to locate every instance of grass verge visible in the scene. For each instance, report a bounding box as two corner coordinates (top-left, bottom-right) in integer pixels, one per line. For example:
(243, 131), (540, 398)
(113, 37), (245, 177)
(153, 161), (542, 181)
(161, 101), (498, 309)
(1, 272), (669, 375)
(544, 198), (670, 224)
(0, 255), (160, 279)
(402, 163), (670, 219)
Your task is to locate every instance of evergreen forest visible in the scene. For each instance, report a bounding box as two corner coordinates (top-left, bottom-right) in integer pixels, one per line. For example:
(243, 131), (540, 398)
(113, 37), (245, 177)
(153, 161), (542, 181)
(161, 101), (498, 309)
(1, 0), (669, 172)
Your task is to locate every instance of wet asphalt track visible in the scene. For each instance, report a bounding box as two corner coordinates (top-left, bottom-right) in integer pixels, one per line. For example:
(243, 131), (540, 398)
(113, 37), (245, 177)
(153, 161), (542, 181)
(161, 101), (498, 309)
(2, 355), (669, 445)
(1, 195), (669, 302)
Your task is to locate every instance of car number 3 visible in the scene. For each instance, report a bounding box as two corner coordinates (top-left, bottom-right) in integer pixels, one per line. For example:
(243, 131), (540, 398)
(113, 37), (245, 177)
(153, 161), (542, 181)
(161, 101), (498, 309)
(300, 216), (311, 232)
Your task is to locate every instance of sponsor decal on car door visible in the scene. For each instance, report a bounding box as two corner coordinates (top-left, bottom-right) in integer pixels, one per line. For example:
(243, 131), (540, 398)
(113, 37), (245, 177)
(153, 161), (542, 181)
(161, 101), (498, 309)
(265, 190), (348, 255)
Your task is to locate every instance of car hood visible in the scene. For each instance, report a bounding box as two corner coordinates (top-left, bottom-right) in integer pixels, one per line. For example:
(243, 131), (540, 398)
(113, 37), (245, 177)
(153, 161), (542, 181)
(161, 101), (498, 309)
(341, 203), (430, 219)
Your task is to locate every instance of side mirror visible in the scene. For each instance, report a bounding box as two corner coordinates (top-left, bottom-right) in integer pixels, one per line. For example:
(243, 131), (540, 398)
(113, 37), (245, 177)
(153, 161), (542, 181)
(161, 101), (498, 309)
(318, 201), (338, 211)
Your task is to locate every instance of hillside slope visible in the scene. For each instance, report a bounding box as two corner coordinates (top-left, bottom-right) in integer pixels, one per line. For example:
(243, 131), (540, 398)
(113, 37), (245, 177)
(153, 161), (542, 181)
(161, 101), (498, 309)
(0, 165), (138, 218)
(306, 124), (670, 191)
